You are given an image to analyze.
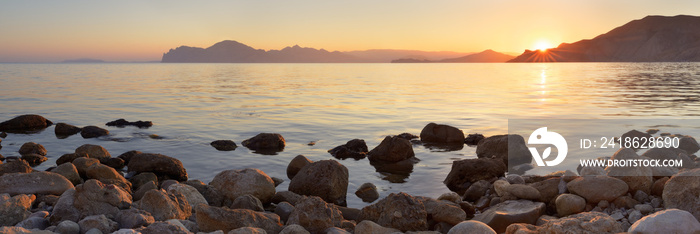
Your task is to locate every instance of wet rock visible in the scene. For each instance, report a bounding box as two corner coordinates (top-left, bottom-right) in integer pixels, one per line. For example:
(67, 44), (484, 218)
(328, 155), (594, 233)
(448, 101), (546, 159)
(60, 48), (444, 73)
(328, 139), (368, 159)
(443, 158), (506, 193)
(462, 180), (490, 201)
(117, 150), (142, 165)
(629, 208), (700, 233)
(19, 142), (47, 156)
(678, 136), (700, 154)
(420, 123), (465, 144)
(51, 179), (132, 223)
(448, 220), (496, 234)
(505, 212), (621, 234)
(141, 221), (190, 234)
(56, 220), (80, 234)
(472, 200), (545, 233)
(476, 134), (531, 167)
(106, 119), (153, 128)
(566, 176), (628, 204)
(355, 183), (379, 203)
(663, 168), (700, 220)
(230, 194), (264, 211)
(55, 123), (82, 136)
(22, 153), (48, 166)
(80, 126), (109, 138)
(0, 159), (32, 176)
(289, 160), (349, 206)
(241, 133), (285, 154)
(368, 157), (417, 183)
(210, 168), (275, 205)
(354, 220), (400, 234)
(360, 192), (428, 232)
(75, 144), (111, 161)
(506, 184), (541, 200)
(605, 148), (653, 194)
(0, 114), (53, 132)
(210, 140), (237, 151)
(78, 214), (119, 234)
(135, 189), (191, 221)
(167, 183), (208, 210)
(51, 163), (83, 185)
(0, 171), (74, 196)
(116, 208), (154, 229)
(464, 133), (485, 146)
(287, 196), (343, 233)
(279, 224), (310, 234)
(86, 163), (132, 192)
(274, 201), (294, 223)
(183, 180), (223, 207)
(0, 194), (32, 226)
(271, 191), (303, 206)
(127, 153), (188, 181)
(195, 204), (283, 233)
(368, 135), (415, 163)
(287, 155), (312, 180)
(555, 194), (586, 216)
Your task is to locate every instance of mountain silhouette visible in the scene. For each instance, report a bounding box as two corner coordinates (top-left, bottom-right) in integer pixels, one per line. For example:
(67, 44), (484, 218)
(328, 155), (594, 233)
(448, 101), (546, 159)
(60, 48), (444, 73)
(391, 50), (514, 63)
(510, 15), (700, 62)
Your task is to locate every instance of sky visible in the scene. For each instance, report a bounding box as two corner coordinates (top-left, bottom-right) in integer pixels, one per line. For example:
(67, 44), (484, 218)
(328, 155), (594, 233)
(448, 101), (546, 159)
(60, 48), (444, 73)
(1, 0), (699, 62)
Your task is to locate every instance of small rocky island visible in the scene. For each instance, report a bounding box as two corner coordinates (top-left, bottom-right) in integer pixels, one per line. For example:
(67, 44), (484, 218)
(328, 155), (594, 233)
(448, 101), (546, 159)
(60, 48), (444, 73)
(0, 114), (698, 233)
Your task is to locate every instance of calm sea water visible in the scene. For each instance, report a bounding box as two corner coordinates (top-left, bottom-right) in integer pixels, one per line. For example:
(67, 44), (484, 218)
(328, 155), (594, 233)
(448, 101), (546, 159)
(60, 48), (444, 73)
(1, 63), (700, 207)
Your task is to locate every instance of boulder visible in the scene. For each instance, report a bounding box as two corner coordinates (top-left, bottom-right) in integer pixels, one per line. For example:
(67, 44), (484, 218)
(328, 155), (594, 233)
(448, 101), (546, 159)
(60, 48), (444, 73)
(19, 142), (47, 156)
(195, 205), (283, 233)
(117, 150), (142, 165)
(241, 133), (285, 153)
(56, 220), (81, 234)
(367, 136), (415, 163)
(140, 221), (190, 234)
(443, 158), (506, 193)
(127, 153), (188, 181)
(167, 183), (208, 210)
(230, 194), (264, 212)
(629, 209), (700, 233)
(80, 126), (109, 138)
(678, 136), (700, 154)
(472, 200), (545, 233)
(78, 214), (119, 234)
(56, 153), (89, 165)
(210, 168), (275, 205)
(279, 224), (310, 234)
(651, 176), (669, 197)
(462, 180), (490, 201)
(50, 179), (132, 223)
(0, 226), (54, 234)
(555, 194), (586, 216)
(0, 171), (74, 196)
(133, 181), (157, 201)
(86, 163), (132, 192)
(51, 163), (83, 185)
(286, 155), (312, 179)
(288, 160), (349, 205)
(105, 119), (153, 128)
(274, 201), (294, 223)
(528, 178), (560, 203)
(115, 208), (155, 229)
(355, 183), (379, 203)
(135, 189), (191, 221)
(0, 159), (32, 176)
(73, 157), (99, 178)
(505, 184), (541, 200)
(663, 168), (700, 220)
(354, 220), (400, 234)
(421, 198), (466, 225)
(0, 194), (33, 226)
(55, 123), (82, 136)
(359, 192), (428, 232)
(129, 172), (158, 191)
(227, 227), (267, 234)
(464, 133), (486, 146)
(605, 148), (653, 194)
(211, 140), (237, 151)
(75, 144), (111, 160)
(448, 220), (496, 234)
(328, 139), (368, 159)
(102, 157), (125, 170)
(566, 176), (628, 204)
(21, 153), (48, 166)
(183, 180), (223, 207)
(287, 196), (343, 234)
(271, 191), (303, 206)
(0, 114), (52, 132)
(621, 130), (652, 147)
(475, 134), (531, 167)
(419, 123), (465, 144)
(505, 212), (622, 234)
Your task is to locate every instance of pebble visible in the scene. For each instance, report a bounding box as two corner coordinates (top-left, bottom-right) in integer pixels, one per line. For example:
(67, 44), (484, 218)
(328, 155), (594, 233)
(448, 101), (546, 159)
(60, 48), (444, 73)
(635, 204), (654, 215)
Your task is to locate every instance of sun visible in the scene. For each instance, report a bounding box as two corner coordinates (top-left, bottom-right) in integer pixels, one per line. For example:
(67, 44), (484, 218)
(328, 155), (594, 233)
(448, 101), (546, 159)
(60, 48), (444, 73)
(534, 40), (553, 52)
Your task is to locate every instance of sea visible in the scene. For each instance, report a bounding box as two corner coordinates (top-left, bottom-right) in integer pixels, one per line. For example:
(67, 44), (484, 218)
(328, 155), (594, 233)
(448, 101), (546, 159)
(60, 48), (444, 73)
(1, 62), (700, 208)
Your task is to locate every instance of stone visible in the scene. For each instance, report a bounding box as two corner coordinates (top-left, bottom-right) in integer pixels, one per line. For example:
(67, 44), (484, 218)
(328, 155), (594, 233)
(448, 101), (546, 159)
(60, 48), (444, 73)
(464, 133), (485, 146)
(241, 133), (285, 153)
(679, 136), (700, 154)
(462, 180), (490, 201)
(426, 199), (466, 225)
(279, 224), (309, 234)
(183, 180), (223, 207)
(101, 157), (125, 170)
(55, 123), (82, 136)
(51, 179), (132, 223)
(141, 221), (190, 234)
(274, 201), (294, 223)
(105, 119), (152, 128)
(579, 166), (606, 176)
(475, 134), (531, 167)
(75, 144), (111, 160)
(529, 178), (560, 203)
(635, 204), (654, 215)
(566, 176), (628, 204)
(178, 219), (198, 233)
(437, 192), (461, 204)
(448, 220), (496, 234)
(555, 194), (586, 216)
(227, 227), (267, 234)
(633, 190), (649, 203)
(210, 168), (276, 205)
(116, 151), (142, 165)
(271, 191), (303, 206)
(230, 194), (264, 211)
(127, 153), (188, 181)
(86, 163), (131, 192)
(352, 182), (379, 203)
(288, 160), (349, 205)
(663, 168), (700, 220)
(129, 172), (158, 191)
(133, 181), (157, 201)
(0, 159), (32, 176)
(506, 175), (524, 184)
(195, 205), (283, 233)
(56, 220), (81, 234)
(21, 153), (48, 166)
(419, 123), (465, 144)
(272, 177), (284, 187)
(328, 139), (368, 159)
(85, 229), (102, 234)
(287, 196), (343, 234)
(0, 226), (54, 234)
(506, 184), (541, 200)
(0, 114), (52, 132)
(52, 163), (83, 185)
(628, 209), (642, 224)
(116, 208), (154, 229)
(135, 189), (191, 221)
(630, 209), (700, 233)
(78, 215), (119, 234)
(505, 212), (622, 234)
(80, 126), (109, 138)
(211, 140), (237, 151)
(367, 135), (415, 163)
(0, 171), (74, 196)
(360, 192), (428, 232)
(354, 220), (400, 234)
(286, 155), (312, 180)
(605, 148), (653, 194)
(73, 157), (100, 178)
(167, 183), (208, 210)
(19, 142), (47, 156)
(443, 158), (505, 193)
(56, 153), (88, 166)
(493, 180), (510, 196)
(613, 196), (639, 209)
(472, 200), (545, 233)
(0, 194), (32, 226)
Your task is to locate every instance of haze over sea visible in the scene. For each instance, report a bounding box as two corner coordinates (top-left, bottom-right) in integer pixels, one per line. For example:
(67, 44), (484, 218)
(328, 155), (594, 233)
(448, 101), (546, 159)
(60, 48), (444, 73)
(2, 62), (700, 207)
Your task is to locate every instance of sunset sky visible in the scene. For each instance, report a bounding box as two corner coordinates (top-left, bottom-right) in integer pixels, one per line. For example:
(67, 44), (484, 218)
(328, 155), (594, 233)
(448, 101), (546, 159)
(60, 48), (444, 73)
(1, 0), (699, 62)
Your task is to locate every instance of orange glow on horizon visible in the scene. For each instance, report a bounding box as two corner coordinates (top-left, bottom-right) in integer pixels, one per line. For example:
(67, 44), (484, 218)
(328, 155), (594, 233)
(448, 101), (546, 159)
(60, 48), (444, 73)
(534, 40), (554, 52)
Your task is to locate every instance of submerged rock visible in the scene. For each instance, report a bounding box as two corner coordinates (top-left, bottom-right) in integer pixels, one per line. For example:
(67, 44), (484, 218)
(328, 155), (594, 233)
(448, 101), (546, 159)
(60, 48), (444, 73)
(419, 122), (465, 144)
(443, 158), (506, 193)
(355, 183), (379, 203)
(0, 114), (53, 132)
(19, 142), (47, 156)
(464, 133), (485, 146)
(55, 123), (82, 136)
(289, 160), (349, 206)
(328, 139), (368, 159)
(106, 119), (153, 128)
(21, 153), (48, 166)
(80, 126), (110, 138)
(210, 140), (237, 151)
(476, 134), (531, 167)
(368, 135), (415, 163)
(242, 133), (285, 154)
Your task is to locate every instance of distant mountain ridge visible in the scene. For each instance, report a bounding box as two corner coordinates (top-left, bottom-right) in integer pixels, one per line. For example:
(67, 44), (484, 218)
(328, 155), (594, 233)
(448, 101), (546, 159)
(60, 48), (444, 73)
(391, 50), (515, 63)
(510, 15), (700, 62)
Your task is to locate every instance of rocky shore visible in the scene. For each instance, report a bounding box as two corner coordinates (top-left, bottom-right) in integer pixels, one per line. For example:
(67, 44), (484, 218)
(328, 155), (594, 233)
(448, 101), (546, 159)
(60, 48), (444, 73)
(0, 115), (699, 234)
